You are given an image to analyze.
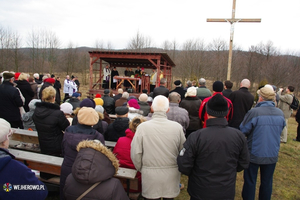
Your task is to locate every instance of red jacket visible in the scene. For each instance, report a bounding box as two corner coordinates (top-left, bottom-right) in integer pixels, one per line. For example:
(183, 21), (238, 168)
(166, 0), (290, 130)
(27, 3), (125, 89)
(113, 128), (141, 192)
(199, 92), (233, 128)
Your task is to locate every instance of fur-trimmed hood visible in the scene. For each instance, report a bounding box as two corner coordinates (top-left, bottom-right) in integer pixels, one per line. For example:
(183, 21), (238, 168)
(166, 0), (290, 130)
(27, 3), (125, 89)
(71, 140), (119, 184)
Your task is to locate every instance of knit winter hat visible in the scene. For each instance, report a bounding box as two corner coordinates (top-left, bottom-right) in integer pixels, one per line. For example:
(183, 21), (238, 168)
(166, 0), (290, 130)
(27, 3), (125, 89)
(213, 81), (224, 92)
(95, 105), (104, 114)
(0, 118), (13, 143)
(95, 93), (101, 98)
(128, 99), (140, 109)
(185, 86), (197, 97)
(14, 72), (21, 80)
(79, 98), (96, 108)
(60, 102), (73, 115)
(72, 92), (81, 98)
(93, 98), (104, 106)
(206, 94), (229, 118)
(28, 99), (41, 111)
(138, 93), (148, 102)
(78, 107), (99, 126)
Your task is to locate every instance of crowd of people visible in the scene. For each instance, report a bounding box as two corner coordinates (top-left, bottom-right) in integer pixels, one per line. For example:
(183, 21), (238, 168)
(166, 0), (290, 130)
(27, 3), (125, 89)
(0, 69), (298, 200)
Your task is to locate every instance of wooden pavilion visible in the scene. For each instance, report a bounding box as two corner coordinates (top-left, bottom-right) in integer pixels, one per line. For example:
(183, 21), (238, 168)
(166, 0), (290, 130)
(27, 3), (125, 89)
(88, 51), (176, 96)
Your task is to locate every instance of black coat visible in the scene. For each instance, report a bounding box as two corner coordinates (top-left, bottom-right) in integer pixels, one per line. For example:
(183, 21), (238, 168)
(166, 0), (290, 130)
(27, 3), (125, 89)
(180, 96), (202, 131)
(33, 101), (70, 156)
(54, 80), (61, 104)
(104, 117), (129, 141)
(16, 80), (34, 112)
(177, 118), (249, 200)
(170, 87), (186, 101)
(102, 95), (115, 114)
(0, 81), (23, 122)
(228, 87), (254, 129)
(153, 86), (169, 98)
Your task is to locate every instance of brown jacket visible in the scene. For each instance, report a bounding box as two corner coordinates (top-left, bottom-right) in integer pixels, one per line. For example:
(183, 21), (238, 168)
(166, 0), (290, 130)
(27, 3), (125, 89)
(64, 140), (129, 200)
(115, 97), (128, 108)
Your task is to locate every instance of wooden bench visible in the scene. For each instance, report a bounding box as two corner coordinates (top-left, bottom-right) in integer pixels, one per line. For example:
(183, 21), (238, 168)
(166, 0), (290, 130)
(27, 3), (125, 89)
(11, 128), (116, 149)
(9, 148), (140, 199)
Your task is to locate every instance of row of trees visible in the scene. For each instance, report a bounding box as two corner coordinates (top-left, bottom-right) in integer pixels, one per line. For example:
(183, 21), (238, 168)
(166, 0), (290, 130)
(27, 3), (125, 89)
(1, 26), (300, 91)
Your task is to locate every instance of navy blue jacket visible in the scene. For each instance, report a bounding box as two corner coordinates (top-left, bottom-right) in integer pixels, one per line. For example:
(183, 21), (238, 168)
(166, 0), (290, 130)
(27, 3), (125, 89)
(240, 101), (285, 164)
(0, 148), (48, 200)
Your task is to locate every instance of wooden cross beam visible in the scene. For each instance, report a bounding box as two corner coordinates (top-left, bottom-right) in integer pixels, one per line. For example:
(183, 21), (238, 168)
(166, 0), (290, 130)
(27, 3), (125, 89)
(207, 0), (261, 80)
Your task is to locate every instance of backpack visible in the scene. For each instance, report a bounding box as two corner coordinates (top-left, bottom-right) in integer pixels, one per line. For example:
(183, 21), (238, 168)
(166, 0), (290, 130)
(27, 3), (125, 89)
(289, 94), (299, 110)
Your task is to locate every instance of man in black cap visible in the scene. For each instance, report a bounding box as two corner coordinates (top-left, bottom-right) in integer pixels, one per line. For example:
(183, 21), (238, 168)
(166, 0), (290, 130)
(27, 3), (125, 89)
(0, 72), (24, 128)
(177, 94), (249, 200)
(104, 106), (129, 141)
(170, 80), (186, 101)
(199, 80), (233, 127)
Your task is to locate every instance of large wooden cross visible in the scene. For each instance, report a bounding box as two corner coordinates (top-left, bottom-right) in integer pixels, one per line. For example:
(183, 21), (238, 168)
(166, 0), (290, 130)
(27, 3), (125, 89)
(207, 0), (261, 80)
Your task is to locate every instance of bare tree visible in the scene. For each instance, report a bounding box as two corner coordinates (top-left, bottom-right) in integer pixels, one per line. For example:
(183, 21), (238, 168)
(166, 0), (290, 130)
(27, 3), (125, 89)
(127, 31), (153, 51)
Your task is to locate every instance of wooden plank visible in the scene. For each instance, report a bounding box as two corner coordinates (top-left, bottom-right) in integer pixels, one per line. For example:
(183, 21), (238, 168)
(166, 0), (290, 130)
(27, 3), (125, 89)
(9, 149), (62, 176)
(11, 128), (115, 148)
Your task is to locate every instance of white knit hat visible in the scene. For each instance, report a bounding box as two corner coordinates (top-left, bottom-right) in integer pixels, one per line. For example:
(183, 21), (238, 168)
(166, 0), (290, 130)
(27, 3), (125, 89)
(185, 86), (197, 97)
(0, 118), (12, 143)
(60, 103), (73, 115)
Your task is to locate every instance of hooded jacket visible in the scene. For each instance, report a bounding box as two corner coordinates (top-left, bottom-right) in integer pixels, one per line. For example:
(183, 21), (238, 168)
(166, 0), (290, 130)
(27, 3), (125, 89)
(104, 117), (129, 141)
(60, 124), (105, 200)
(33, 101), (70, 156)
(64, 140), (129, 200)
(102, 94), (115, 114)
(0, 148), (48, 200)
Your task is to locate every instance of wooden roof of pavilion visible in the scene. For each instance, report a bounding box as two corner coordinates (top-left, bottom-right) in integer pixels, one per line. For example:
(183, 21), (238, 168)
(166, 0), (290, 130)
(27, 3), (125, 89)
(88, 51), (176, 68)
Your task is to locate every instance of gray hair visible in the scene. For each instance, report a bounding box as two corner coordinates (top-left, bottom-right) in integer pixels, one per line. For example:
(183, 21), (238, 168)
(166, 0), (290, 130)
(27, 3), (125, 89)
(169, 92), (181, 103)
(152, 95), (169, 112)
(186, 80), (192, 87)
(160, 78), (167, 85)
(122, 92), (129, 99)
(199, 78), (206, 85)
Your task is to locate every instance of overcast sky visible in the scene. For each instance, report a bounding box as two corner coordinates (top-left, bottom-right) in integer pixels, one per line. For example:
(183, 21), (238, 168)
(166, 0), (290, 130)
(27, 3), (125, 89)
(0, 0), (299, 53)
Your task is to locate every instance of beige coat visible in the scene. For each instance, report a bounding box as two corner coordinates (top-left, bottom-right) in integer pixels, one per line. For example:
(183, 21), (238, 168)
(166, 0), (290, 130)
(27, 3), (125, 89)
(131, 111), (186, 199)
(277, 91), (293, 118)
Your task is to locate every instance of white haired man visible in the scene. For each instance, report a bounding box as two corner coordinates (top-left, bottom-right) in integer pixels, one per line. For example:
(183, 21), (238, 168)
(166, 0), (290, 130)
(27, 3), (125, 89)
(131, 95), (186, 200)
(196, 78), (212, 101)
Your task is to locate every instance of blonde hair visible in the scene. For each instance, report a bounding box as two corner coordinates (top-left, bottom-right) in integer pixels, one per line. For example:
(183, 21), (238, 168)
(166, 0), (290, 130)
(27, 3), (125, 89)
(18, 73), (29, 81)
(42, 86), (56, 102)
(129, 116), (146, 133)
